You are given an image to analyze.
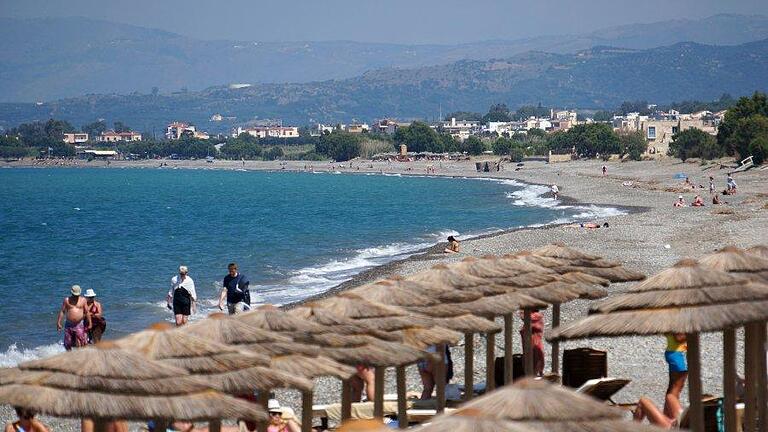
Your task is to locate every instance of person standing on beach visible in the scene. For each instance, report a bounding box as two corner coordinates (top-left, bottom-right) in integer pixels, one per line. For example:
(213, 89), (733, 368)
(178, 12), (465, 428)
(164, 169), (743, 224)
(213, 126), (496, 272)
(708, 176), (715, 195)
(168, 265), (197, 326)
(602, 165), (607, 176)
(550, 184), (559, 200)
(56, 285), (91, 350)
(664, 333), (688, 417)
(84, 289), (106, 343)
(219, 262), (251, 315)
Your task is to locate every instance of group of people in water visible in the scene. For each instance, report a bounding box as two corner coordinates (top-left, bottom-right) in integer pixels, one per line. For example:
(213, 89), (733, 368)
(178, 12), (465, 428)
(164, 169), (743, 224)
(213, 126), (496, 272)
(674, 173), (737, 207)
(55, 285), (106, 350)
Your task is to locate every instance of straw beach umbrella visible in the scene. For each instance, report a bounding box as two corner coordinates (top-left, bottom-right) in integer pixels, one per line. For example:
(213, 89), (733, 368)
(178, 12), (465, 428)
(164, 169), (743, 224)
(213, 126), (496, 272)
(699, 245), (768, 431)
(417, 378), (664, 432)
(548, 259), (768, 432)
(0, 342), (267, 430)
(295, 296), (461, 422)
(181, 312), (293, 345)
(748, 245), (768, 260)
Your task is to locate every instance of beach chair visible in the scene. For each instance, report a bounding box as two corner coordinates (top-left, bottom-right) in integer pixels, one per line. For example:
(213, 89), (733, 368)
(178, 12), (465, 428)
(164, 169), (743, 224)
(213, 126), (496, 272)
(562, 347), (607, 388)
(576, 377), (630, 404)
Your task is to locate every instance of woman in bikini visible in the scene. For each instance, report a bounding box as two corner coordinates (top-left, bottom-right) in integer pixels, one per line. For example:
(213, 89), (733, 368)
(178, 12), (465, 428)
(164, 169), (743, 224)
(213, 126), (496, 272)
(84, 289), (106, 344)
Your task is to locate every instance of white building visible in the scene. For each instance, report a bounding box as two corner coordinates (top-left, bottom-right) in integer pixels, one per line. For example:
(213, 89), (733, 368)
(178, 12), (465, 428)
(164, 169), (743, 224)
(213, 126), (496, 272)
(166, 122), (195, 140)
(440, 118), (480, 141)
(62, 133), (89, 144)
(233, 126), (300, 139)
(98, 131), (142, 143)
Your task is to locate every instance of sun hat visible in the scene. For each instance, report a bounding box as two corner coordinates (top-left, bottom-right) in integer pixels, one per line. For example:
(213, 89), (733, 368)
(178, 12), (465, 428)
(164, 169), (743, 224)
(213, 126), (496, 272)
(70, 285), (82, 296)
(84, 288), (97, 298)
(267, 399), (282, 413)
(678, 195), (683, 199)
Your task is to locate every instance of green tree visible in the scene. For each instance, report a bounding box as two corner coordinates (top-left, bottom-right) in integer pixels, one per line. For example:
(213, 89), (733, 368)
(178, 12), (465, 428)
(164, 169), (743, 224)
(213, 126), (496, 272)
(113, 121), (131, 133)
(749, 136), (768, 165)
(43, 119), (76, 140)
(717, 92), (768, 157)
(514, 104), (550, 120)
(617, 130), (648, 161)
(592, 110), (614, 122)
(316, 132), (361, 161)
(82, 120), (107, 138)
(492, 137), (514, 156)
(220, 136), (263, 159)
(460, 136), (486, 156)
(393, 122), (444, 153)
(482, 104), (512, 122)
(668, 128), (720, 161)
(527, 128), (546, 139)
(263, 146), (285, 161)
(548, 123), (619, 158)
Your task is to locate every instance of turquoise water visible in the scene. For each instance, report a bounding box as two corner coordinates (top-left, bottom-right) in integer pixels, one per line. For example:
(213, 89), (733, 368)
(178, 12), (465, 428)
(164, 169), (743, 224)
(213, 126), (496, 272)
(0, 167), (615, 363)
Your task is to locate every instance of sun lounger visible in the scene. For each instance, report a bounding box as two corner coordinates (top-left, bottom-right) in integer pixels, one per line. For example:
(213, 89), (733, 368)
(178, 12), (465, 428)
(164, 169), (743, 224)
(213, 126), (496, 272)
(313, 401), (449, 428)
(562, 347), (608, 388)
(576, 377), (630, 404)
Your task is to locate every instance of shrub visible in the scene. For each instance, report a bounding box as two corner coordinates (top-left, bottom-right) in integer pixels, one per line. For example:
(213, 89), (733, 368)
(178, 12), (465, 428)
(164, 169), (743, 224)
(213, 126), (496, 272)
(668, 129), (721, 161)
(749, 136), (768, 165)
(263, 146), (285, 161)
(316, 132), (361, 161)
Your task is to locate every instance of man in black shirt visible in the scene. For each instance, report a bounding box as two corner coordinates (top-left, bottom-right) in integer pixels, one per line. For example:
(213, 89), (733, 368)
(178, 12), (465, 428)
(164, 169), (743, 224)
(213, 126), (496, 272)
(218, 262), (251, 314)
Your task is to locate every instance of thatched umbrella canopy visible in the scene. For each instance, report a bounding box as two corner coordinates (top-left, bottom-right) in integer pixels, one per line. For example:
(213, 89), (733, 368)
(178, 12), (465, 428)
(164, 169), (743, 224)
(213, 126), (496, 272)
(0, 384), (267, 422)
(698, 245), (768, 430)
(699, 245), (768, 283)
(514, 251), (646, 283)
(748, 245), (768, 260)
(237, 305), (330, 334)
(2, 342), (267, 425)
(271, 355), (354, 380)
(417, 378), (664, 432)
(181, 312), (293, 345)
(452, 257), (561, 288)
(115, 323), (312, 393)
(548, 259), (768, 432)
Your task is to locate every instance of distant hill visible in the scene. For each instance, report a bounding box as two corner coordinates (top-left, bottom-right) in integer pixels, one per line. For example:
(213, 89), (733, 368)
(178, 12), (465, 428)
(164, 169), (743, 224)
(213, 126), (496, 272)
(1, 14), (768, 102)
(2, 38), (766, 132)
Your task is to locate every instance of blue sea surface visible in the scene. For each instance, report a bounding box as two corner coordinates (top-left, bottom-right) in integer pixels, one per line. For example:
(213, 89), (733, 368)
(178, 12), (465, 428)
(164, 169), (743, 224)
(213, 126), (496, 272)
(0, 168), (615, 363)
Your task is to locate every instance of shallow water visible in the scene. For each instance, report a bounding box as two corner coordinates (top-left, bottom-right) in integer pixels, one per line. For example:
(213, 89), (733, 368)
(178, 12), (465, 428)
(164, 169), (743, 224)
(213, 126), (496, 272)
(0, 168), (618, 364)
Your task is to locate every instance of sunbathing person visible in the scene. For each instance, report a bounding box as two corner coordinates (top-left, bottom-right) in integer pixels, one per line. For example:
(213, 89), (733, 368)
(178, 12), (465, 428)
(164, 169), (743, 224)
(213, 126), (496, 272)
(350, 364), (376, 402)
(691, 195), (705, 207)
(633, 393), (685, 428)
(444, 236), (460, 254)
(579, 222), (609, 229)
(673, 196), (685, 207)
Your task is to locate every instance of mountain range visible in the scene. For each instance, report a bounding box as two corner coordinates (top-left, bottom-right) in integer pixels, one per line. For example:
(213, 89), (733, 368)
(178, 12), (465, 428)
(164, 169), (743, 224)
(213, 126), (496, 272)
(1, 14), (768, 102)
(2, 37), (767, 132)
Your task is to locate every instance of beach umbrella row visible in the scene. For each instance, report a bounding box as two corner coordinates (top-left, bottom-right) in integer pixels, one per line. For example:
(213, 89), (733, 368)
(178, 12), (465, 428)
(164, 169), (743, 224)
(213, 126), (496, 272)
(549, 245), (768, 432)
(0, 243), (644, 432)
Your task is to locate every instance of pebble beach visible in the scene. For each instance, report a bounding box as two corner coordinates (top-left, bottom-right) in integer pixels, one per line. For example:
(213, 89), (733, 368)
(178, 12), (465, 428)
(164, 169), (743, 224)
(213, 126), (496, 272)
(2, 157), (767, 430)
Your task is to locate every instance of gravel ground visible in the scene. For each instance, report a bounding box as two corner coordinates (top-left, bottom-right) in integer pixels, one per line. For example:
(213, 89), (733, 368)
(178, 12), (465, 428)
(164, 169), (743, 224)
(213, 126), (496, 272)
(2, 157), (766, 431)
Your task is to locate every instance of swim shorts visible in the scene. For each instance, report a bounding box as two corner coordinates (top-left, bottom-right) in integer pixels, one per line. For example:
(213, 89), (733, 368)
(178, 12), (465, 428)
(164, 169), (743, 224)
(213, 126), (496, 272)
(64, 321), (88, 350)
(665, 350), (688, 373)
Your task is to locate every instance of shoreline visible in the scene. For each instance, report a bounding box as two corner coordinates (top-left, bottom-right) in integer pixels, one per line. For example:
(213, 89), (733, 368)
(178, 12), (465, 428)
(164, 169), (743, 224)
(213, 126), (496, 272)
(1, 157), (766, 430)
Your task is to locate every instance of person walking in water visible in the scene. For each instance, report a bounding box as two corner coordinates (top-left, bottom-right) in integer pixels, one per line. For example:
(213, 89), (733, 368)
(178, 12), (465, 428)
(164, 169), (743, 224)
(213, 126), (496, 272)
(550, 184), (559, 200)
(168, 265), (197, 326)
(56, 285), (91, 350)
(84, 289), (106, 343)
(219, 262), (251, 314)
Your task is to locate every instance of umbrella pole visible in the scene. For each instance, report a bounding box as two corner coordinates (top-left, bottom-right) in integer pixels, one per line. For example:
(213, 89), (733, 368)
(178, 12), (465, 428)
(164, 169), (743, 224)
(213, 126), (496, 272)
(485, 331), (496, 392)
(757, 321), (767, 432)
(302, 390), (313, 432)
(504, 313), (514, 385)
(93, 419), (108, 432)
(523, 309), (534, 376)
(464, 332), (474, 401)
(374, 366), (385, 418)
(687, 333), (705, 432)
(723, 328), (738, 432)
(341, 379), (352, 421)
(746, 324), (758, 432)
(551, 303), (561, 375)
(257, 390), (270, 432)
(396, 365), (408, 429)
(436, 344), (447, 413)
(209, 420), (222, 432)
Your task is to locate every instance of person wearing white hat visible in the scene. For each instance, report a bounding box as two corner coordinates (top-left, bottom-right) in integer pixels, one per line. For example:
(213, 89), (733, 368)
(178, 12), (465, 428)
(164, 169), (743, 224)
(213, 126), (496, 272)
(265, 399), (300, 432)
(673, 195), (685, 207)
(55, 285), (91, 350)
(168, 265), (197, 326)
(83, 289), (106, 344)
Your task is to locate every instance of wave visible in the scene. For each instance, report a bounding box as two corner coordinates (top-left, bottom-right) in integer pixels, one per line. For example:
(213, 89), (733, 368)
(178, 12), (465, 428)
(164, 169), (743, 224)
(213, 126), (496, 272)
(0, 343), (64, 367)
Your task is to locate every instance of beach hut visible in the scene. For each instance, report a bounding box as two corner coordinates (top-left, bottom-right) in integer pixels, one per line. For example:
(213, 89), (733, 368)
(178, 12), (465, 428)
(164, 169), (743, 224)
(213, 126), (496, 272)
(416, 378), (665, 432)
(548, 259), (768, 432)
(0, 342), (266, 431)
(116, 323), (312, 432)
(699, 245), (768, 431)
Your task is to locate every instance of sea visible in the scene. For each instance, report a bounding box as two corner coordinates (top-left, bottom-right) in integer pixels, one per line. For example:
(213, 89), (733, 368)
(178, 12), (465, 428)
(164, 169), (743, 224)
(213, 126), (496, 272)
(0, 167), (623, 366)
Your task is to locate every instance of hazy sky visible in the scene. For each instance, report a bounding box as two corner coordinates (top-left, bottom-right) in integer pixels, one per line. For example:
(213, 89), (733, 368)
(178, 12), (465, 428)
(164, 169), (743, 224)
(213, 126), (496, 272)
(2, 0), (768, 44)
